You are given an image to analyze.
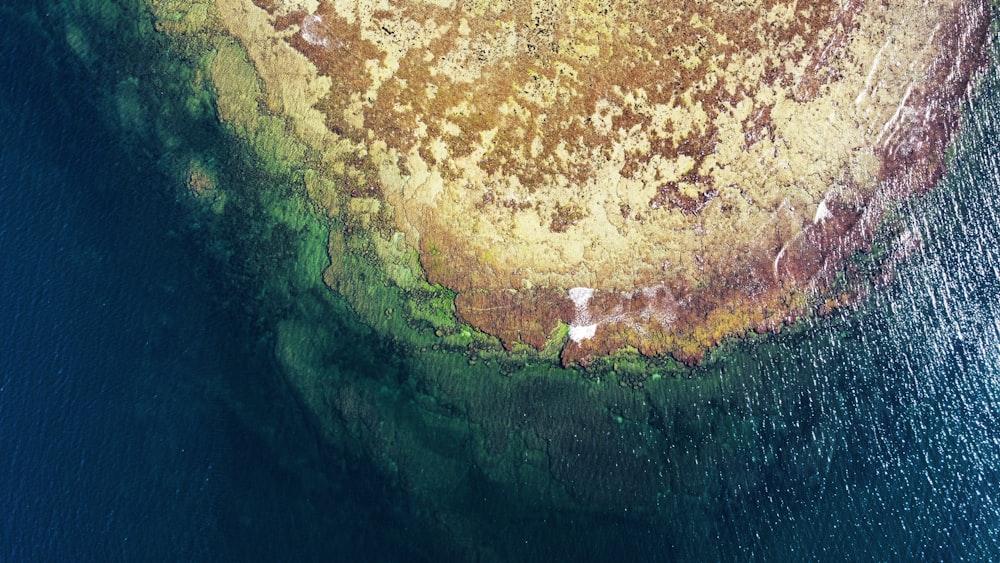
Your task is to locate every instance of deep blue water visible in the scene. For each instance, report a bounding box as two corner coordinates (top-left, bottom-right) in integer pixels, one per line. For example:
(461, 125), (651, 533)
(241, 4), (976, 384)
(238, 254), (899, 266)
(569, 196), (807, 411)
(0, 14), (223, 559)
(0, 10), (349, 561)
(0, 9), (410, 561)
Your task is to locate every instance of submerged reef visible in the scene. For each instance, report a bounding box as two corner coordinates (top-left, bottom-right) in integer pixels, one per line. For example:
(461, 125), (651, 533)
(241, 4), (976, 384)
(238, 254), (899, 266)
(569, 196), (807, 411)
(152, 0), (987, 365)
(65, 0), (995, 557)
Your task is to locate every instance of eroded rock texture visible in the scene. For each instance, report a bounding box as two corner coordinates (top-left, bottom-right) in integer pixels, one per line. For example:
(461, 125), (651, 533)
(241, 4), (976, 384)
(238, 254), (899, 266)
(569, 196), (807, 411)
(213, 0), (989, 362)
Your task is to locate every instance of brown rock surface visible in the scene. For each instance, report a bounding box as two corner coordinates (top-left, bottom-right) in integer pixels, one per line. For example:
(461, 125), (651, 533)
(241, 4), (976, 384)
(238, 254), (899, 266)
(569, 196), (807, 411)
(214, 0), (989, 362)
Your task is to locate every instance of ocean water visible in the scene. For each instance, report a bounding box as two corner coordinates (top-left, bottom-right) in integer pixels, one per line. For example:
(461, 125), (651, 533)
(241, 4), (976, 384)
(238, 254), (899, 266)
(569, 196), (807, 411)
(0, 25), (210, 563)
(0, 6), (394, 561)
(3, 1), (1000, 561)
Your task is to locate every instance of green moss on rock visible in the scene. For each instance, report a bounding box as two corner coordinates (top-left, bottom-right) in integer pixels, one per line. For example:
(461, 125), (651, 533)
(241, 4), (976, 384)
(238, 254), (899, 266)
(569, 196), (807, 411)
(209, 40), (262, 136)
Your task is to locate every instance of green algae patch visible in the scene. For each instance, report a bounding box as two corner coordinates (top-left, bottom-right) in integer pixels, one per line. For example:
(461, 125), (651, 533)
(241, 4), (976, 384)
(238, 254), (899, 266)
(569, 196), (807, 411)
(209, 40), (262, 137)
(152, 0), (212, 35)
(405, 285), (459, 332)
(266, 194), (331, 293)
(252, 115), (307, 177)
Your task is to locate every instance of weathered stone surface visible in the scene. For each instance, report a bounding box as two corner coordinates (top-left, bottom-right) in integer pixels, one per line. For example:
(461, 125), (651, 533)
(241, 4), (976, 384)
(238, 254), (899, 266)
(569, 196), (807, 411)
(210, 0), (989, 361)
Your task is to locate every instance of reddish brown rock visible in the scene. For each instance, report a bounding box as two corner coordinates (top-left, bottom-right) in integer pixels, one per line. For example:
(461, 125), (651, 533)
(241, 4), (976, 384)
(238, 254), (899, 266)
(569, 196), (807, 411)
(206, 0), (989, 363)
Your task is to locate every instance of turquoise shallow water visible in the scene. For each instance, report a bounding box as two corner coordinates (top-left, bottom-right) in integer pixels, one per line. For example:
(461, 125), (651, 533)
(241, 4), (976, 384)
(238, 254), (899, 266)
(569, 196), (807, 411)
(3, 1), (1000, 560)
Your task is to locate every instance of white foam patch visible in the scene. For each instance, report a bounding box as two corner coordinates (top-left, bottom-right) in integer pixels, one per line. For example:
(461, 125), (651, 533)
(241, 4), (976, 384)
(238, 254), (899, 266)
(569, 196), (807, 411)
(638, 285), (677, 326)
(567, 287), (597, 343)
(569, 324), (598, 342)
(855, 36), (891, 105)
(301, 14), (332, 48)
(773, 242), (789, 280)
(814, 199), (833, 224)
(568, 287), (594, 306)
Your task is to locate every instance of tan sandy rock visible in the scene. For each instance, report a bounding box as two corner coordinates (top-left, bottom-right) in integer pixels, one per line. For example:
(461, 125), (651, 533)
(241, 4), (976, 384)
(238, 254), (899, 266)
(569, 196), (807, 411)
(203, 0), (989, 362)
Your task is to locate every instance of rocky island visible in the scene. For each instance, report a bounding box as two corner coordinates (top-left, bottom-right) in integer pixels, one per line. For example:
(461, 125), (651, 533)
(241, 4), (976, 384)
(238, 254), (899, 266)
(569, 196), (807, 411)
(154, 0), (988, 365)
(57, 0), (994, 554)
